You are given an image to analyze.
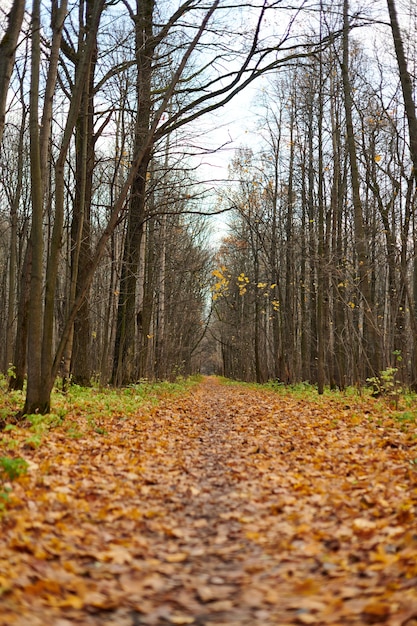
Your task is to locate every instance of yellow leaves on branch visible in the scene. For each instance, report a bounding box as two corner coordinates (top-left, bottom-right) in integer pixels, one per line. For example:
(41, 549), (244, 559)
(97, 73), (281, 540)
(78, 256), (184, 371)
(212, 266), (227, 280)
(212, 267), (278, 304)
(237, 272), (250, 296)
(211, 265), (230, 301)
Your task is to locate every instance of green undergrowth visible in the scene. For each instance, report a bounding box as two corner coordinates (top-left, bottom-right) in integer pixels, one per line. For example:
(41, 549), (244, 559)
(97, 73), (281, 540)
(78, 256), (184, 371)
(65, 374), (202, 416)
(0, 375), (202, 512)
(0, 374), (202, 448)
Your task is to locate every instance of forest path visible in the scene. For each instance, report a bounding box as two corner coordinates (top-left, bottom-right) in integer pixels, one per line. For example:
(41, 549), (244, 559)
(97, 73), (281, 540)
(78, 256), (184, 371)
(1, 377), (417, 625)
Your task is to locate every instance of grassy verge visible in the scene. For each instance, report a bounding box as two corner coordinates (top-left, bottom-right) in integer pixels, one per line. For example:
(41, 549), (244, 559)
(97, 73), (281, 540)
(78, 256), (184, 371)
(0, 375), (202, 512)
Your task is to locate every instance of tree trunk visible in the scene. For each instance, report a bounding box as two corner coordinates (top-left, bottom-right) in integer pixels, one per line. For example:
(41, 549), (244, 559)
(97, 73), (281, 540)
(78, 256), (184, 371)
(67, 0), (97, 387)
(5, 102), (26, 372)
(329, 59), (347, 390)
(342, 0), (380, 378)
(9, 242), (31, 392)
(386, 0), (417, 186)
(0, 0), (25, 147)
(307, 93), (318, 384)
(112, 0), (155, 385)
(316, 27), (326, 394)
(23, 0), (103, 414)
(24, 0), (46, 414)
(284, 105), (295, 384)
(386, 0), (417, 386)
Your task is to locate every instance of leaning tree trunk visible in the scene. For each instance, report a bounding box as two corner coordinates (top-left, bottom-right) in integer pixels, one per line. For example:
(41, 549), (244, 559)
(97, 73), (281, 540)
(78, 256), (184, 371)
(386, 0), (417, 186)
(0, 0), (25, 148)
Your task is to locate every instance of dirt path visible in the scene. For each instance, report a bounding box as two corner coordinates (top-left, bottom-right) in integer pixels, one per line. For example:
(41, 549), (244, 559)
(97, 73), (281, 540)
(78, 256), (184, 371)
(1, 377), (417, 625)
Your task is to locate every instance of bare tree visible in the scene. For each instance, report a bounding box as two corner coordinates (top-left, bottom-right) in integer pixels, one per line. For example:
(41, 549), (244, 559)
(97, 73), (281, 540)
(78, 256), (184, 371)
(2, 0), (352, 414)
(23, 0), (103, 414)
(341, 0), (380, 379)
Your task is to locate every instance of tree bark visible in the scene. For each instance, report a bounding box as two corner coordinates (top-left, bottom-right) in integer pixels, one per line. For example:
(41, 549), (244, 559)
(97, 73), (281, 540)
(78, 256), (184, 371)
(386, 0), (417, 387)
(386, 0), (417, 186)
(9, 240), (31, 392)
(341, 0), (380, 378)
(23, 0), (103, 414)
(65, 0), (97, 387)
(24, 0), (45, 414)
(0, 0), (25, 148)
(5, 100), (26, 373)
(112, 0), (155, 386)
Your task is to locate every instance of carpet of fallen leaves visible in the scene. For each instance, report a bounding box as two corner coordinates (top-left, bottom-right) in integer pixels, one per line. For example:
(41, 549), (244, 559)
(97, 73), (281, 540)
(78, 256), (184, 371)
(1, 377), (417, 626)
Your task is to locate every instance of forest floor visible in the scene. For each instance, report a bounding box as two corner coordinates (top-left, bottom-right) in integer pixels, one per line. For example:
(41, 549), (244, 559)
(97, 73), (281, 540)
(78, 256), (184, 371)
(1, 376), (417, 625)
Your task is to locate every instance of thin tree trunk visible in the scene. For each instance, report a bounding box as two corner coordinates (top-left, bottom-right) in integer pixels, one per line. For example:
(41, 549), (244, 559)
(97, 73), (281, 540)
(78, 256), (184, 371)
(155, 215), (167, 379)
(9, 241), (31, 392)
(5, 103), (26, 372)
(317, 22), (325, 394)
(329, 60), (347, 389)
(24, 0), (44, 414)
(307, 95), (317, 383)
(386, 0), (417, 186)
(386, 0), (417, 386)
(284, 103), (295, 383)
(341, 0), (380, 378)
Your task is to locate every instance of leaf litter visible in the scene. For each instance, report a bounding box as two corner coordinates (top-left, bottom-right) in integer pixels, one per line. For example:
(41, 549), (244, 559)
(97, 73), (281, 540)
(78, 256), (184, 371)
(0, 377), (417, 625)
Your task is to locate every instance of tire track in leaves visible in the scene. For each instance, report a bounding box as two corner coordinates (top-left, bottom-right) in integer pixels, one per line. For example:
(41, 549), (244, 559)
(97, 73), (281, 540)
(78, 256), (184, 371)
(1, 377), (417, 625)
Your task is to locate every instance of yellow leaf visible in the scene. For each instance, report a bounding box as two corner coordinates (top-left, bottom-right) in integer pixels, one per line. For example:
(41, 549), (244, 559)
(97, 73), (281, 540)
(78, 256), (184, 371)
(352, 517), (377, 535)
(169, 615), (195, 625)
(165, 552), (188, 563)
(56, 594), (85, 609)
(245, 531), (261, 540)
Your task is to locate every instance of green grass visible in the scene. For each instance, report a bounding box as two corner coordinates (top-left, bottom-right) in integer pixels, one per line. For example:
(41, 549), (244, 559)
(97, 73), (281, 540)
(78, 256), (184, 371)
(63, 375), (202, 417)
(0, 375), (202, 428)
(216, 375), (417, 417)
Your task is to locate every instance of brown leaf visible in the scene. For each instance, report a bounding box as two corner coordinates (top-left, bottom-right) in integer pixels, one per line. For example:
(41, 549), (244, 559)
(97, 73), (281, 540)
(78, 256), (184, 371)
(1, 377), (417, 626)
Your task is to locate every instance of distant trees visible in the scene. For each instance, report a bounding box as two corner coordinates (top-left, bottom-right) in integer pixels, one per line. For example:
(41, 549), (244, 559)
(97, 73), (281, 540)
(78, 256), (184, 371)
(1, 0), (337, 414)
(212, 0), (417, 389)
(3, 0), (417, 409)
